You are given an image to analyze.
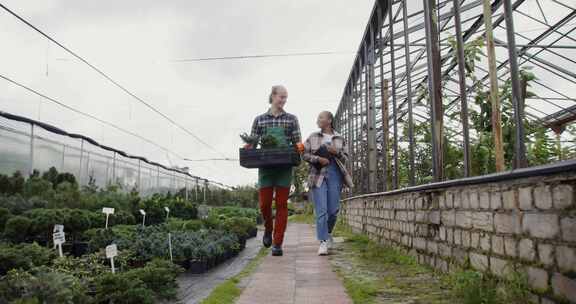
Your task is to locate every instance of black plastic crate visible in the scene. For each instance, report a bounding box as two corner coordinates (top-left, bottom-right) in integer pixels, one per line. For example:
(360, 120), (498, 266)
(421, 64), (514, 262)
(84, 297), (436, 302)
(239, 148), (301, 169)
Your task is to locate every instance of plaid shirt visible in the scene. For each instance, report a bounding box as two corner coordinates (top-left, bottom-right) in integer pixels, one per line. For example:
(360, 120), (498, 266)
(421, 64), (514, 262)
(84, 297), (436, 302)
(251, 109), (302, 145)
(303, 131), (353, 189)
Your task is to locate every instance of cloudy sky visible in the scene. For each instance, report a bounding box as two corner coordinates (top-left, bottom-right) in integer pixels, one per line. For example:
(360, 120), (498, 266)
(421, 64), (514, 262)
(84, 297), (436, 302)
(1, 1), (574, 188)
(0, 0), (373, 186)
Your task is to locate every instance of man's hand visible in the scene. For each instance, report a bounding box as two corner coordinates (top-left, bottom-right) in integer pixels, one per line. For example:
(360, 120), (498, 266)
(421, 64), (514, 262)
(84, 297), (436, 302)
(296, 142), (305, 154)
(318, 157), (330, 166)
(327, 145), (338, 155)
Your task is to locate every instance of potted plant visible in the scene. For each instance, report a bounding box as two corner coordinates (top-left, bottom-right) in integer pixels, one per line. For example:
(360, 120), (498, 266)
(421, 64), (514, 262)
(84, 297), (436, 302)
(238, 133), (301, 169)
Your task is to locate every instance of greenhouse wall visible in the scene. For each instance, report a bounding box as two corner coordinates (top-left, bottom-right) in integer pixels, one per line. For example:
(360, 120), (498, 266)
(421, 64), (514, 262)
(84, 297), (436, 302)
(0, 112), (205, 196)
(342, 160), (576, 303)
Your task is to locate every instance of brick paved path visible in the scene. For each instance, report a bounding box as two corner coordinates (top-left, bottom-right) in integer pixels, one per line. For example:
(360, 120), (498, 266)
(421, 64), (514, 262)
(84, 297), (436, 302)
(236, 223), (352, 304)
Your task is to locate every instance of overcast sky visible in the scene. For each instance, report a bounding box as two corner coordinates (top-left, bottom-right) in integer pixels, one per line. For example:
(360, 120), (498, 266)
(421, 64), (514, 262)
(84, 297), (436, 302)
(0, 0), (373, 186)
(1, 1), (574, 188)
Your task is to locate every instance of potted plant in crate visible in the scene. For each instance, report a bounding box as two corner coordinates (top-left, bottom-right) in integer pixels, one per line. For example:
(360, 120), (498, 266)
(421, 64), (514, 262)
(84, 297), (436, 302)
(238, 133), (301, 169)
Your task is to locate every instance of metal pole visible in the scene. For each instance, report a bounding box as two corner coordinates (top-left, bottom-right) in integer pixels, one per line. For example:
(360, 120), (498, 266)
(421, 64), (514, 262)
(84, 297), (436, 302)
(203, 181), (208, 203)
(423, 0), (444, 182)
(401, 0), (415, 186)
(353, 68), (360, 194)
(29, 124), (34, 176)
(185, 178), (189, 201)
(361, 58), (368, 193)
(79, 139), (84, 185)
(366, 35), (378, 193)
(195, 178), (199, 201)
(112, 152), (117, 184)
(157, 167), (160, 191)
(381, 79), (390, 191)
(388, 0), (399, 189)
(84, 152), (90, 187)
(453, 0), (472, 177)
(137, 160), (142, 192)
(347, 87), (353, 175)
(61, 144), (66, 171)
(503, 0), (527, 168)
(483, 0), (505, 172)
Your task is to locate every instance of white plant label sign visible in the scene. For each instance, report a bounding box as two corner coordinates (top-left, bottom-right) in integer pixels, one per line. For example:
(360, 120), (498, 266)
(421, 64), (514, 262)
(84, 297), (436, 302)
(106, 244), (118, 274)
(139, 209), (146, 226)
(106, 244), (118, 258)
(102, 207), (115, 229)
(53, 224), (64, 233)
(52, 230), (65, 257)
(53, 231), (66, 245)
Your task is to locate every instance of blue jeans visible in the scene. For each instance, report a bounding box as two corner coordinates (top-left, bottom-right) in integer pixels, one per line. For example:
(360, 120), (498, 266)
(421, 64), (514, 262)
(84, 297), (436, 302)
(311, 160), (343, 241)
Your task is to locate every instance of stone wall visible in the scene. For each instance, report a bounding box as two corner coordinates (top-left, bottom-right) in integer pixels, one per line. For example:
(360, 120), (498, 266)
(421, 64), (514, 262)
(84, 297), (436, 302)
(341, 167), (576, 303)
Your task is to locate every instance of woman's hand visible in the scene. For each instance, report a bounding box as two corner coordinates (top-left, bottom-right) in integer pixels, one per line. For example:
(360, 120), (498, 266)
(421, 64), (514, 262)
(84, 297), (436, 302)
(327, 145), (338, 155)
(318, 157), (330, 166)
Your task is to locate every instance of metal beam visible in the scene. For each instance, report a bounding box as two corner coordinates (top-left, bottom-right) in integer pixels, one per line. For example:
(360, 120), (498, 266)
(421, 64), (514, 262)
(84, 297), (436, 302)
(453, 0), (471, 177)
(503, 0), (528, 168)
(423, 0), (444, 182)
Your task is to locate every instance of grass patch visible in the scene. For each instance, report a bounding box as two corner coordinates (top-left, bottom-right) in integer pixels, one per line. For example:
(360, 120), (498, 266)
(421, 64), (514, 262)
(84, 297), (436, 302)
(200, 247), (269, 304)
(332, 222), (534, 304)
(288, 213), (314, 224)
(443, 268), (533, 304)
(288, 203), (315, 224)
(330, 222), (442, 304)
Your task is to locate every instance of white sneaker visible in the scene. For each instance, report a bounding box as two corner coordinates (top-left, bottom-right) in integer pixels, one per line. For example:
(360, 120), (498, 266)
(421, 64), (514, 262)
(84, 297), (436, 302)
(318, 241), (328, 256)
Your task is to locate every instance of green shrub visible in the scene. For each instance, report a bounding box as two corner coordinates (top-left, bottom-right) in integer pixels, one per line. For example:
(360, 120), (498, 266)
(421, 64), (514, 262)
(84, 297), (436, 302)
(94, 272), (154, 304)
(0, 243), (56, 275)
(23, 177), (54, 199)
(84, 228), (115, 252)
(62, 209), (92, 238)
(110, 210), (136, 226)
(0, 207), (12, 232)
(40, 167), (77, 190)
(50, 182), (81, 209)
(209, 207), (259, 220)
(182, 219), (204, 231)
(51, 254), (107, 285)
(0, 172), (25, 196)
(202, 214), (222, 230)
(24, 208), (102, 242)
(25, 209), (67, 242)
(220, 217), (255, 239)
(4, 216), (32, 243)
(167, 218), (203, 231)
(0, 194), (33, 215)
(168, 197), (197, 220)
(0, 267), (90, 304)
(138, 196), (168, 225)
(124, 259), (183, 300)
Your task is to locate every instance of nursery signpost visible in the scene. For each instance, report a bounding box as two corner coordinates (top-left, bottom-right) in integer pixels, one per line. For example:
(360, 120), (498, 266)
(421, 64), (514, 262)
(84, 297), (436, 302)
(168, 233), (173, 262)
(52, 225), (65, 258)
(106, 244), (118, 273)
(102, 207), (115, 229)
(139, 209), (146, 226)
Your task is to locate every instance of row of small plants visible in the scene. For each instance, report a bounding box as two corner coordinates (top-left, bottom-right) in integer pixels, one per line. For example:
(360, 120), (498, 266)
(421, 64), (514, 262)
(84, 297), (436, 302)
(0, 168), (259, 304)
